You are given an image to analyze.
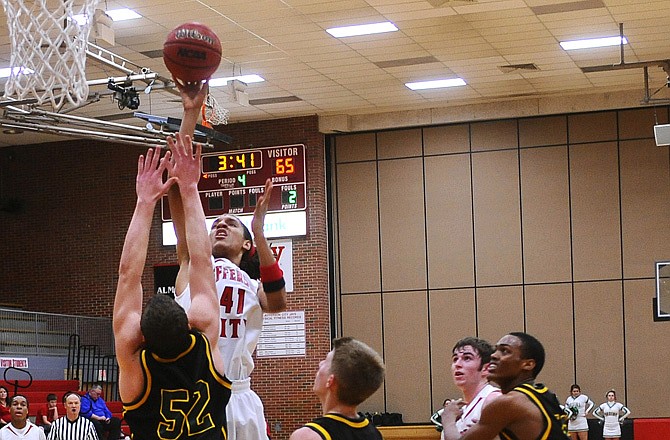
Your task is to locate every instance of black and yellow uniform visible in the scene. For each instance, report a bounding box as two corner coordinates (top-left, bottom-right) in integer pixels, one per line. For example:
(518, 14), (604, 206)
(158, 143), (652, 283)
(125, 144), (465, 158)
(123, 330), (232, 440)
(304, 413), (382, 440)
(500, 383), (569, 440)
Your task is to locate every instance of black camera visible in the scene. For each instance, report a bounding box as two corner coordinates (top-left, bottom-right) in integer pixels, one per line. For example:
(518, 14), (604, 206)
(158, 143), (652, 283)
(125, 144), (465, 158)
(107, 79), (140, 110)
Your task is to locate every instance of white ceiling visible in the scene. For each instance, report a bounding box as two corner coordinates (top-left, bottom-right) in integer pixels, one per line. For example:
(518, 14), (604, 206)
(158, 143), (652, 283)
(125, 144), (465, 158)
(1, 0), (670, 147)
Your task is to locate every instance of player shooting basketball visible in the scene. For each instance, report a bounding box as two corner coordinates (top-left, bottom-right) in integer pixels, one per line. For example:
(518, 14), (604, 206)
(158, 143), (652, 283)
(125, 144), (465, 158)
(166, 78), (287, 440)
(113, 133), (231, 440)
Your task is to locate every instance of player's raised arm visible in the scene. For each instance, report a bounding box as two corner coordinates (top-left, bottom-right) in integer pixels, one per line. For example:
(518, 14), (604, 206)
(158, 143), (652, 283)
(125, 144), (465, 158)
(168, 78), (209, 298)
(113, 149), (176, 398)
(168, 133), (222, 371)
(253, 178), (288, 313)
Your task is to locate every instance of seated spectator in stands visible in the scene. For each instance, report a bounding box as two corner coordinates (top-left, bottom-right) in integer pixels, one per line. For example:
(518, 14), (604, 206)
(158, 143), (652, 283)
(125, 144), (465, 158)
(35, 394), (58, 435)
(80, 385), (120, 440)
(0, 395), (46, 440)
(0, 386), (10, 428)
(47, 392), (97, 440)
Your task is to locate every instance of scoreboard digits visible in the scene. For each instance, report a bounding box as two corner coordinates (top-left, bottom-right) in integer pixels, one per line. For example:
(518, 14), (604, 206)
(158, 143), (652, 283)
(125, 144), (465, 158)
(162, 144), (306, 220)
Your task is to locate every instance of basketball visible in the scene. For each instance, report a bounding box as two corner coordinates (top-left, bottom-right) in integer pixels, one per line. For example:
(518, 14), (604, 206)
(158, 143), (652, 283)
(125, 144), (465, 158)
(163, 22), (222, 83)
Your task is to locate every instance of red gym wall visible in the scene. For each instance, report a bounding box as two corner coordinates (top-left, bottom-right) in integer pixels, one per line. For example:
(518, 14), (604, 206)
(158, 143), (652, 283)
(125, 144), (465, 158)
(0, 115), (329, 440)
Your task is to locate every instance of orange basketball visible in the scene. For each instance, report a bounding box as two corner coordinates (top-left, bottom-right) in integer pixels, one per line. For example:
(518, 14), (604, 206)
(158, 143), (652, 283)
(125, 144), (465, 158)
(163, 22), (222, 83)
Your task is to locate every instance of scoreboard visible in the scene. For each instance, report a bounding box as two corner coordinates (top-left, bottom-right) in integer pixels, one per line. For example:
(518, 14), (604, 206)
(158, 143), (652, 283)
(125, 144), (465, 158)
(162, 144), (306, 220)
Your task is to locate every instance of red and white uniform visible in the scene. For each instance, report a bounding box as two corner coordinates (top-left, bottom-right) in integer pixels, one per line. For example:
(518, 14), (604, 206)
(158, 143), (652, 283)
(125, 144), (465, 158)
(448, 384), (501, 439)
(0, 422), (46, 440)
(176, 256), (267, 440)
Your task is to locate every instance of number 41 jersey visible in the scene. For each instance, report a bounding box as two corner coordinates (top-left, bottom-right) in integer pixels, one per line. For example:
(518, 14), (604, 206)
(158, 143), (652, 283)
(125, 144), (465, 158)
(123, 330), (232, 440)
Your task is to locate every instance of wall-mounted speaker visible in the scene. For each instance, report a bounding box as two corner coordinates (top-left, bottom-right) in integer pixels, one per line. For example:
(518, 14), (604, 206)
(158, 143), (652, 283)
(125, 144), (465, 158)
(654, 124), (670, 146)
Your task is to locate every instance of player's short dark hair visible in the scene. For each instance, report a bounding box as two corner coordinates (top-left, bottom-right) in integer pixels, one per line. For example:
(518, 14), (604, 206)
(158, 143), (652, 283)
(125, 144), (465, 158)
(141, 294), (190, 358)
(330, 337), (385, 406)
(46, 394), (57, 402)
(10, 394), (28, 407)
(452, 337), (495, 369)
(509, 332), (545, 377)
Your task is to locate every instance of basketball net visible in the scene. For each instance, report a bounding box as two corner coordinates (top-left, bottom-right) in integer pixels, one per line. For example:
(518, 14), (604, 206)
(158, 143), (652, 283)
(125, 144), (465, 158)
(201, 92), (230, 126)
(1, 0), (101, 110)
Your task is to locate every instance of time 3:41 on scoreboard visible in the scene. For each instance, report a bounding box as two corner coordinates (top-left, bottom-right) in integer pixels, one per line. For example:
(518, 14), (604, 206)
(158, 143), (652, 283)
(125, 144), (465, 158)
(162, 144), (306, 220)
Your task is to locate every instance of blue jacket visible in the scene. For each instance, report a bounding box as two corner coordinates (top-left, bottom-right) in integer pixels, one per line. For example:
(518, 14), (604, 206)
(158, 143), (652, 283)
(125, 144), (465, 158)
(80, 392), (112, 419)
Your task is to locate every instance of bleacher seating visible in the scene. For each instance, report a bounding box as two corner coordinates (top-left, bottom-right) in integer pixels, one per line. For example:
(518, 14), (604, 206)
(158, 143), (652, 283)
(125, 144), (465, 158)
(7, 380), (129, 437)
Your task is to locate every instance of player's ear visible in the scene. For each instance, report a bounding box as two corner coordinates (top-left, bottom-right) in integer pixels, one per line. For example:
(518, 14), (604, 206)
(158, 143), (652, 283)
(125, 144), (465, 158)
(242, 239), (252, 252)
(520, 358), (536, 373)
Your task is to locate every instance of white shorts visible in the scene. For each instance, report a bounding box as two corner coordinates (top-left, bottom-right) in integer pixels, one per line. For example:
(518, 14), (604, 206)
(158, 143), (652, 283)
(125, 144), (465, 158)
(226, 378), (269, 440)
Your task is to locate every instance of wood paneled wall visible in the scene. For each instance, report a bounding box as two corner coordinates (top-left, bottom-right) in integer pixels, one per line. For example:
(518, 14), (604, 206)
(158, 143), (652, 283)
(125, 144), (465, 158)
(330, 107), (670, 421)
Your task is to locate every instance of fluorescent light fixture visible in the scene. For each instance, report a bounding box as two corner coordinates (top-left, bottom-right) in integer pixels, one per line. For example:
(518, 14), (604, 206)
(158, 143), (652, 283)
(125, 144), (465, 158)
(209, 75), (265, 87)
(326, 22), (398, 38)
(0, 67), (34, 78)
(405, 78), (466, 90)
(72, 8), (141, 24)
(560, 36), (627, 50)
(105, 8), (142, 21)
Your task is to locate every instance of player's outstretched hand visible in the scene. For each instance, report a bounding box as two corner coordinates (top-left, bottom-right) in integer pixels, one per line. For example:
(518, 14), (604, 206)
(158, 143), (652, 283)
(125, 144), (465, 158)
(168, 132), (202, 189)
(136, 148), (175, 203)
(174, 76), (208, 111)
(251, 178), (273, 238)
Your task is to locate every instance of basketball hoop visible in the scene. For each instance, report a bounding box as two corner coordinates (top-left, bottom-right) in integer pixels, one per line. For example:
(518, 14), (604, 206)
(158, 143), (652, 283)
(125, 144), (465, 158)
(1, 0), (101, 110)
(201, 92), (230, 126)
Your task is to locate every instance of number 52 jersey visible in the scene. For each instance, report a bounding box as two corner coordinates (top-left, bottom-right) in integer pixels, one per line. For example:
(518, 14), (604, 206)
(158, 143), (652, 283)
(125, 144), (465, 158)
(123, 330), (232, 440)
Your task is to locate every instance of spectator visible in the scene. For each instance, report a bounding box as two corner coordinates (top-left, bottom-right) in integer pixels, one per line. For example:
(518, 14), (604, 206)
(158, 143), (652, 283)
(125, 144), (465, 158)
(46, 392), (97, 440)
(565, 384), (594, 440)
(80, 385), (121, 440)
(35, 394), (58, 435)
(593, 390), (630, 440)
(0, 386), (10, 428)
(0, 395), (46, 440)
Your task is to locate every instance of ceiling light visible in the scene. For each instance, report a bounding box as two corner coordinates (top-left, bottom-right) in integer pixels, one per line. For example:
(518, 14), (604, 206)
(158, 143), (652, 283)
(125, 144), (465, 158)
(326, 22), (398, 38)
(72, 8), (140, 24)
(0, 67), (34, 78)
(209, 75), (265, 87)
(405, 78), (466, 90)
(104, 8), (141, 21)
(560, 36), (627, 50)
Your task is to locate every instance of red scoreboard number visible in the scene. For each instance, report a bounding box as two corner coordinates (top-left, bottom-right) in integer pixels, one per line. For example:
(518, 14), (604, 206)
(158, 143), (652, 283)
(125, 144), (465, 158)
(161, 144), (306, 220)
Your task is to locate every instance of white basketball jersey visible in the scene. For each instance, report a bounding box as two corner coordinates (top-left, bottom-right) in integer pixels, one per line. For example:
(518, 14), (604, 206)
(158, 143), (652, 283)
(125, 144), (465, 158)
(455, 384), (501, 436)
(175, 256), (261, 381)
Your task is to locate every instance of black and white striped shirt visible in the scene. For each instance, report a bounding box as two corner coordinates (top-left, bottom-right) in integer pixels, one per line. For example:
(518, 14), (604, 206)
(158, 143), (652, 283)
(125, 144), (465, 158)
(46, 416), (97, 440)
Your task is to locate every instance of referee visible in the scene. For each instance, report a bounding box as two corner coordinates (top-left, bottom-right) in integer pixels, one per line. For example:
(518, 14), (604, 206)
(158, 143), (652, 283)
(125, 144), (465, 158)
(47, 392), (98, 440)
